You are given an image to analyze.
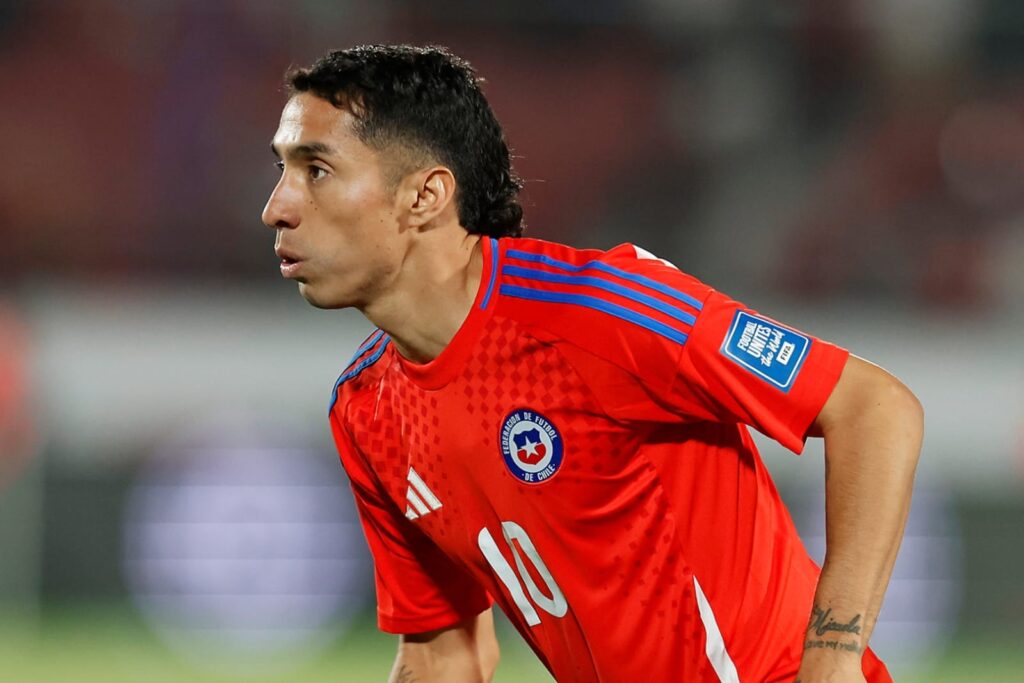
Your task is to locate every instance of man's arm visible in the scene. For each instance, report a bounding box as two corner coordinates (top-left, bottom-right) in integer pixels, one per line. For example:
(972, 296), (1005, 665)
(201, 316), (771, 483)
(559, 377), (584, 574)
(388, 608), (500, 683)
(796, 355), (923, 681)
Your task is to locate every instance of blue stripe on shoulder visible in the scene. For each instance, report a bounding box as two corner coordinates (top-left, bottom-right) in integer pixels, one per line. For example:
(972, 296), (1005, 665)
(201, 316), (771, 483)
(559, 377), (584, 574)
(479, 238), (500, 310)
(346, 329), (385, 369)
(505, 249), (704, 311)
(500, 285), (689, 346)
(328, 335), (391, 414)
(502, 265), (696, 328)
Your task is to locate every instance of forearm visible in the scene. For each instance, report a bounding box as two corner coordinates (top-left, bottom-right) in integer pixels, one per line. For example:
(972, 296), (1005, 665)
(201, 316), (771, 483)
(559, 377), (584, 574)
(388, 650), (484, 683)
(799, 357), (923, 678)
(388, 610), (499, 683)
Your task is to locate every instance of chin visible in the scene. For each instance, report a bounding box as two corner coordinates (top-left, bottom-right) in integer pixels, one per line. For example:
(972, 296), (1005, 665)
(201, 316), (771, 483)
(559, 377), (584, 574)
(297, 282), (353, 310)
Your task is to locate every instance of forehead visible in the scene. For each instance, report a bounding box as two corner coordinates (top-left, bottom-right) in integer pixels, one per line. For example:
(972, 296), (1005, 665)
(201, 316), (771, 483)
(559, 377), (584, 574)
(273, 93), (362, 151)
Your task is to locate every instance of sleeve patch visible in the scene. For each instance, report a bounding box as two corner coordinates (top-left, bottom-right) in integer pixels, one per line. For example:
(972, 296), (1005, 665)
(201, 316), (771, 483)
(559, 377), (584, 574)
(720, 311), (810, 392)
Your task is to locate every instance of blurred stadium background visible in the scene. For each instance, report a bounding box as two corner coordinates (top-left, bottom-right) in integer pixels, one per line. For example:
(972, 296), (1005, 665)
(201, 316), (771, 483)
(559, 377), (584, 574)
(1, 0), (1023, 681)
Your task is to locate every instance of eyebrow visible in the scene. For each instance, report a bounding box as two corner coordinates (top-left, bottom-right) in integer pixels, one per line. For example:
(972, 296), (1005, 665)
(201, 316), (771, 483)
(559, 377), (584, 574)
(270, 141), (337, 160)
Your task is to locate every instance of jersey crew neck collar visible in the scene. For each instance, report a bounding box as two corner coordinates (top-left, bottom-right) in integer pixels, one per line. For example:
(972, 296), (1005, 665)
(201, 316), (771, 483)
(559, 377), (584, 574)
(394, 236), (502, 390)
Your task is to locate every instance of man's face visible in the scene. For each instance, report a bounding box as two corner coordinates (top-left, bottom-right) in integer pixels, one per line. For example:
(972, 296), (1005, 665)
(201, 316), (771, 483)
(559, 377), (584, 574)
(263, 93), (408, 309)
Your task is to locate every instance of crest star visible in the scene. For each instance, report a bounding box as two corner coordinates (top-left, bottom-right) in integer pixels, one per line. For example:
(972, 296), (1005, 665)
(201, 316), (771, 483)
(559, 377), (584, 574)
(522, 438), (540, 458)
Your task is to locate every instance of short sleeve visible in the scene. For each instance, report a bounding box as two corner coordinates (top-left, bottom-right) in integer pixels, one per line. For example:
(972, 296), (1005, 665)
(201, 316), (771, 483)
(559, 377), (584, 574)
(593, 245), (850, 453)
(671, 289), (849, 453)
(329, 416), (491, 634)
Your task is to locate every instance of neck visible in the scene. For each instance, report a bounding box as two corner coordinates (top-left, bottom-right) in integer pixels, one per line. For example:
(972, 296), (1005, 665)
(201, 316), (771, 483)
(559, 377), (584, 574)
(362, 229), (484, 364)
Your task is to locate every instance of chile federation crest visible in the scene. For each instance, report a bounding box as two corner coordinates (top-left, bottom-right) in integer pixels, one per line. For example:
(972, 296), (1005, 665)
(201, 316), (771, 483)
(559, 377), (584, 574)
(499, 409), (564, 484)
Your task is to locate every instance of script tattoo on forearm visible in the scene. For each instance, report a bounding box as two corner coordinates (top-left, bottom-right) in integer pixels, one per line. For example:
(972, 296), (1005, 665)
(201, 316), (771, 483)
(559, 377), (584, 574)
(803, 604), (864, 654)
(804, 639), (862, 654)
(808, 604), (862, 637)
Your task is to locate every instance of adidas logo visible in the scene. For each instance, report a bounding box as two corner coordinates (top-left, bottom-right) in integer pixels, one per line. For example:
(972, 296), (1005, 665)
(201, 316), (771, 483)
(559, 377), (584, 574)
(405, 467), (443, 520)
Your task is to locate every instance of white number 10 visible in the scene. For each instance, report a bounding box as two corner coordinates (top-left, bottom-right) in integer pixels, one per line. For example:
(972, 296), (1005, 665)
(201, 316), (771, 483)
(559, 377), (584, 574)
(477, 521), (568, 626)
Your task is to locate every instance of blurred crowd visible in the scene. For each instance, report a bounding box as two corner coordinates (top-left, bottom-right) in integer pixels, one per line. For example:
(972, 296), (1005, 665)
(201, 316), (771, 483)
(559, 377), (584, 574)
(1, 0), (1022, 307)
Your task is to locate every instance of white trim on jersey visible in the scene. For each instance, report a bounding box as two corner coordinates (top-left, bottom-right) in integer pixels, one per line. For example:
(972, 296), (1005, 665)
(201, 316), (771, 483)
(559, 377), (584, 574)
(693, 575), (741, 682)
(404, 467), (443, 520)
(632, 244), (678, 269)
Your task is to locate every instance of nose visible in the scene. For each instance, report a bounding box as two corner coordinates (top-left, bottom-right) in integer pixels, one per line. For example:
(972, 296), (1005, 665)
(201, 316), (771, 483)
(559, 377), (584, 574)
(261, 174), (300, 230)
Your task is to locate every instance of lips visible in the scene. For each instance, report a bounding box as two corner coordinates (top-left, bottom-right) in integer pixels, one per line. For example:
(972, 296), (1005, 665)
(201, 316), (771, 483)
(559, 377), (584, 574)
(275, 246), (304, 278)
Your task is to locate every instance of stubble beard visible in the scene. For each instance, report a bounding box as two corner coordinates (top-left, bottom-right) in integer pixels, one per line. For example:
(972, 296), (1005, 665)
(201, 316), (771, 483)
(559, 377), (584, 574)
(298, 262), (393, 312)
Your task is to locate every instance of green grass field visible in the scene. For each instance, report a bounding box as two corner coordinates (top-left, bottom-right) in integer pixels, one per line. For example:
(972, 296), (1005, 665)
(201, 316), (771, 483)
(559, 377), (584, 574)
(0, 603), (552, 683)
(0, 604), (1020, 682)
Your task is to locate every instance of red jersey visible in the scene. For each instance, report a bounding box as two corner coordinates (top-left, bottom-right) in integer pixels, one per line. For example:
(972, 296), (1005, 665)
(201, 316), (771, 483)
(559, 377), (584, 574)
(328, 237), (891, 682)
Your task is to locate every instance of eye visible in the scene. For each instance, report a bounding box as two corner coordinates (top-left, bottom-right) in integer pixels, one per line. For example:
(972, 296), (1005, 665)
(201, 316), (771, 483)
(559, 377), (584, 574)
(274, 160), (285, 172)
(309, 166), (328, 181)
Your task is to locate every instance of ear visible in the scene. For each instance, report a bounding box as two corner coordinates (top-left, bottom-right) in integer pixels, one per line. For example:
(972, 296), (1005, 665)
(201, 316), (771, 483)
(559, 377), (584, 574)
(407, 166), (457, 228)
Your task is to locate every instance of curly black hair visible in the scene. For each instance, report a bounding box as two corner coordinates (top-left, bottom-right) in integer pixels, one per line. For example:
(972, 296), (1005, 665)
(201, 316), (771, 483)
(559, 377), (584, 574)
(287, 44), (524, 238)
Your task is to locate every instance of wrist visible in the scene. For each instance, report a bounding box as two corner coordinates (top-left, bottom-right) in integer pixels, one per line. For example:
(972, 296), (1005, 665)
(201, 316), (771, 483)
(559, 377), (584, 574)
(795, 649), (866, 683)
(803, 601), (868, 656)
(803, 637), (863, 656)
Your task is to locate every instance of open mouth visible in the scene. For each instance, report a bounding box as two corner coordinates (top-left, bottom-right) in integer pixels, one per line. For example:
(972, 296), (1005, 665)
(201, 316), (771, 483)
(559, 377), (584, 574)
(279, 256), (304, 279)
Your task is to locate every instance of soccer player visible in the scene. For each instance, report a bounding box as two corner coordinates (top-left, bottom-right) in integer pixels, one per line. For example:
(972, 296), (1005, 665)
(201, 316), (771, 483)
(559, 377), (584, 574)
(262, 45), (923, 683)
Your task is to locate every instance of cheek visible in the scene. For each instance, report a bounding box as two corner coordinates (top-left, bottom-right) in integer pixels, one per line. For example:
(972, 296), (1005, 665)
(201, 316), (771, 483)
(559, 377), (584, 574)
(319, 181), (387, 231)
(314, 193), (398, 263)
